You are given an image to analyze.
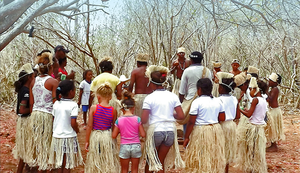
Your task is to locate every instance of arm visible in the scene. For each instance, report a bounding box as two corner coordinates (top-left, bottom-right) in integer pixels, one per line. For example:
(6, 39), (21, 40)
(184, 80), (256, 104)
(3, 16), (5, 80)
(112, 125), (119, 139)
(77, 88), (83, 106)
(66, 70), (75, 80)
(235, 103), (241, 120)
(89, 91), (94, 108)
(112, 108), (118, 130)
(51, 79), (59, 103)
(29, 79), (35, 112)
(240, 98), (258, 118)
(19, 100), (31, 115)
(85, 105), (95, 151)
(71, 118), (79, 133)
(218, 112), (226, 122)
(141, 109), (150, 124)
(179, 94), (185, 103)
(174, 105), (184, 120)
(128, 71), (136, 93)
(139, 124), (146, 138)
(183, 115), (197, 148)
(116, 83), (123, 100)
(170, 61), (178, 74)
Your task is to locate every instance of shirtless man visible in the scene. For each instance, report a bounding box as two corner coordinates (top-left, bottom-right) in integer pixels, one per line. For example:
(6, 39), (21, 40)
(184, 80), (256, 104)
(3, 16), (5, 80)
(212, 61), (222, 97)
(129, 53), (152, 118)
(170, 47), (191, 96)
(230, 59), (242, 76)
(266, 73), (285, 152)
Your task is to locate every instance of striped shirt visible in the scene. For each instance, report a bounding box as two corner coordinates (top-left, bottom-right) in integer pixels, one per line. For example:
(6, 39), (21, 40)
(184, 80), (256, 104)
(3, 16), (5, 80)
(93, 104), (114, 130)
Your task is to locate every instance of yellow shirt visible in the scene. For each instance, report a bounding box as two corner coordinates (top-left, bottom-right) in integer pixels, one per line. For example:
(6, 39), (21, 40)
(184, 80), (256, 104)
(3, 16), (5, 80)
(90, 72), (120, 92)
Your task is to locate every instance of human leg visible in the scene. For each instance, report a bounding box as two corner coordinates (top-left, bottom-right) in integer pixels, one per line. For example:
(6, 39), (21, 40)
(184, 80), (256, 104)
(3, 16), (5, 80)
(131, 158), (140, 173)
(120, 158), (130, 173)
(16, 159), (25, 173)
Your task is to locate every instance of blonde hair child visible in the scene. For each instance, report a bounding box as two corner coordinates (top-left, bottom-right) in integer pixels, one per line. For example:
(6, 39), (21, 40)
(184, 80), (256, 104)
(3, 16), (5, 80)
(85, 83), (120, 172)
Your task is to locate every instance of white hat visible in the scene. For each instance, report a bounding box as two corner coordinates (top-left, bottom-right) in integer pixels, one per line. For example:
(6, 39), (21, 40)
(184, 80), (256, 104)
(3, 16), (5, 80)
(212, 61), (222, 68)
(136, 53), (149, 62)
(234, 72), (246, 86)
(269, 73), (278, 83)
(249, 77), (260, 95)
(177, 47), (185, 53)
(18, 63), (34, 79)
(119, 75), (130, 82)
(231, 59), (240, 64)
(248, 66), (259, 75)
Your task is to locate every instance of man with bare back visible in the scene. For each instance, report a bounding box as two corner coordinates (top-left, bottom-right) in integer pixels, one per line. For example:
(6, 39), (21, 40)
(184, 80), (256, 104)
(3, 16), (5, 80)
(128, 53), (152, 118)
(170, 47), (191, 96)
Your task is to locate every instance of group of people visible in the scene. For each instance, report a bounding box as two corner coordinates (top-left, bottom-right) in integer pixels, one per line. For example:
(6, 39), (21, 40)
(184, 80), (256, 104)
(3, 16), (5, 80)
(13, 45), (285, 173)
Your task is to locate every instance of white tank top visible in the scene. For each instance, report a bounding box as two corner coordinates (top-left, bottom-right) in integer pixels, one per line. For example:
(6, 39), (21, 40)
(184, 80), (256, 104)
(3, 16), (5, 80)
(32, 76), (53, 114)
(249, 97), (267, 125)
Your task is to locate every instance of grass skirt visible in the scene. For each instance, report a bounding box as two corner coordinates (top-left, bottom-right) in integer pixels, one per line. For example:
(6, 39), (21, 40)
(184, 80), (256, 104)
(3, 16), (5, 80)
(140, 123), (185, 172)
(85, 130), (120, 173)
(185, 124), (225, 173)
(236, 122), (267, 173)
(172, 79), (181, 97)
(221, 120), (237, 164)
(212, 83), (219, 97)
(134, 94), (147, 118)
(265, 107), (285, 143)
(49, 137), (83, 169)
(27, 111), (53, 170)
(13, 116), (31, 162)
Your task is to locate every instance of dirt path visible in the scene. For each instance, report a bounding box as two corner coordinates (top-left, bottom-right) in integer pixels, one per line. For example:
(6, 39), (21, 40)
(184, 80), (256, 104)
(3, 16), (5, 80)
(1, 104), (300, 172)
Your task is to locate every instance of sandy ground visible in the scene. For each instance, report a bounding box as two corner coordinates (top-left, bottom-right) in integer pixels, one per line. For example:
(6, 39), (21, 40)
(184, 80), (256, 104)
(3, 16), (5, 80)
(1, 104), (300, 173)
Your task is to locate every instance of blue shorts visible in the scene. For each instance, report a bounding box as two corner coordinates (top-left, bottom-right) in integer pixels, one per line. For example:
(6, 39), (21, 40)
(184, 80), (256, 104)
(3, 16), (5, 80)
(119, 143), (142, 159)
(82, 105), (89, 112)
(154, 131), (174, 147)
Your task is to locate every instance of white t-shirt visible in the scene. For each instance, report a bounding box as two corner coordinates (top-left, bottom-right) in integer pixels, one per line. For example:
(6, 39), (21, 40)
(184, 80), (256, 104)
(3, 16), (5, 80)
(249, 97), (267, 125)
(143, 89), (181, 131)
(179, 64), (212, 100)
(189, 95), (224, 125)
(52, 99), (78, 138)
(217, 95), (238, 121)
(79, 80), (91, 105)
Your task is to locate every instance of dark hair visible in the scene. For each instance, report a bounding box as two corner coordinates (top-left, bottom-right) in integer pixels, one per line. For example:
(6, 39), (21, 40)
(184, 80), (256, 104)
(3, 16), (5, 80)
(121, 91), (135, 109)
(191, 58), (202, 64)
(14, 71), (31, 92)
(196, 78), (212, 96)
(37, 49), (51, 56)
(257, 80), (268, 94)
(277, 74), (282, 84)
(243, 67), (248, 71)
(99, 60), (113, 73)
(220, 78), (236, 93)
(249, 73), (258, 79)
(83, 69), (93, 80)
(137, 61), (148, 66)
(56, 80), (75, 101)
(151, 71), (167, 84)
(190, 51), (203, 64)
(58, 57), (67, 65)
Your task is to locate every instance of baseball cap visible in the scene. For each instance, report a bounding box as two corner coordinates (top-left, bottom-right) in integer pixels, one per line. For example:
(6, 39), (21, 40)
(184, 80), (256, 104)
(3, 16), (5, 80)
(189, 51), (203, 59)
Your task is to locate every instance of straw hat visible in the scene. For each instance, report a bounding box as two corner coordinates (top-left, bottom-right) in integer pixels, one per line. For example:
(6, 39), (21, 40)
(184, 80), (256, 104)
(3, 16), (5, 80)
(177, 47), (185, 53)
(248, 66), (259, 75)
(99, 56), (112, 64)
(246, 74), (252, 80)
(212, 61), (222, 68)
(231, 59), (240, 64)
(145, 65), (169, 84)
(136, 53), (149, 62)
(234, 72), (246, 86)
(268, 73), (278, 83)
(249, 77), (260, 95)
(216, 72), (234, 84)
(18, 63), (34, 79)
(119, 75), (130, 82)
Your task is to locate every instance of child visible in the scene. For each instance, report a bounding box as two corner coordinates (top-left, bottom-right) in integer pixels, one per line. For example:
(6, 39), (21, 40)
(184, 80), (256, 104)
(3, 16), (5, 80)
(85, 83), (120, 172)
(183, 78), (226, 173)
(216, 72), (240, 173)
(266, 73), (285, 152)
(141, 65), (185, 173)
(112, 91), (146, 173)
(78, 69), (93, 129)
(236, 77), (268, 173)
(13, 63), (34, 173)
(49, 80), (83, 171)
(28, 52), (59, 170)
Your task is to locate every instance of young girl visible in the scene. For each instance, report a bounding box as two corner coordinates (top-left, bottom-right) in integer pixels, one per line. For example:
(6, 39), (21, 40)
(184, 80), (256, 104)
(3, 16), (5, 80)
(236, 77), (268, 173)
(112, 91), (146, 173)
(49, 80), (83, 171)
(78, 69), (93, 129)
(183, 78), (226, 173)
(141, 65), (185, 173)
(216, 72), (240, 173)
(85, 82), (120, 172)
(13, 63), (34, 173)
(28, 52), (59, 171)
(266, 73), (285, 152)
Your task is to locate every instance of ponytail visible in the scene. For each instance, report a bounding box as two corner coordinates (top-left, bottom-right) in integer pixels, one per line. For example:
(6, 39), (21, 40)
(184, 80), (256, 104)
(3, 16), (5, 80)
(56, 87), (61, 101)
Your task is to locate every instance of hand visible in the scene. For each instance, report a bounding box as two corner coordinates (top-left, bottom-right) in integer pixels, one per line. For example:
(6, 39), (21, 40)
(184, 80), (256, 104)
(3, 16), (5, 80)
(85, 142), (89, 152)
(183, 138), (189, 148)
(173, 60), (179, 66)
(77, 102), (81, 107)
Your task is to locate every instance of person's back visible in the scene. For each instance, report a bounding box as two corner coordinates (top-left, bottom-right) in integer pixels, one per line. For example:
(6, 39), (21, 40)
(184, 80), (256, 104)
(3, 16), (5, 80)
(130, 65), (152, 94)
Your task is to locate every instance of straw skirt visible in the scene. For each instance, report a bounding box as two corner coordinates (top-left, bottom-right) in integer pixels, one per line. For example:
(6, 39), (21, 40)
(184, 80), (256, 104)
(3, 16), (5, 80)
(236, 122), (267, 173)
(265, 107), (285, 143)
(220, 120), (237, 163)
(140, 123), (185, 172)
(134, 94), (147, 118)
(27, 111), (53, 170)
(212, 83), (219, 97)
(13, 116), (31, 162)
(49, 137), (83, 169)
(185, 124), (226, 173)
(85, 130), (120, 173)
(172, 79), (181, 96)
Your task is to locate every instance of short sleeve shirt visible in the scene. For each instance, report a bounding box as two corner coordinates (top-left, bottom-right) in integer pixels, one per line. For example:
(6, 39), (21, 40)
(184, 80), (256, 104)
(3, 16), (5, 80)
(190, 95), (224, 125)
(90, 73), (120, 92)
(115, 115), (141, 144)
(217, 95), (238, 121)
(52, 99), (78, 138)
(17, 86), (30, 116)
(143, 90), (181, 131)
(79, 80), (91, 105)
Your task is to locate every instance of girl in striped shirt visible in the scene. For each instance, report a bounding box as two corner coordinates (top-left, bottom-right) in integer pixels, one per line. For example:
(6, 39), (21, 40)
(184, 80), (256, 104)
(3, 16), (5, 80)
(85, 82), (120, 172)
